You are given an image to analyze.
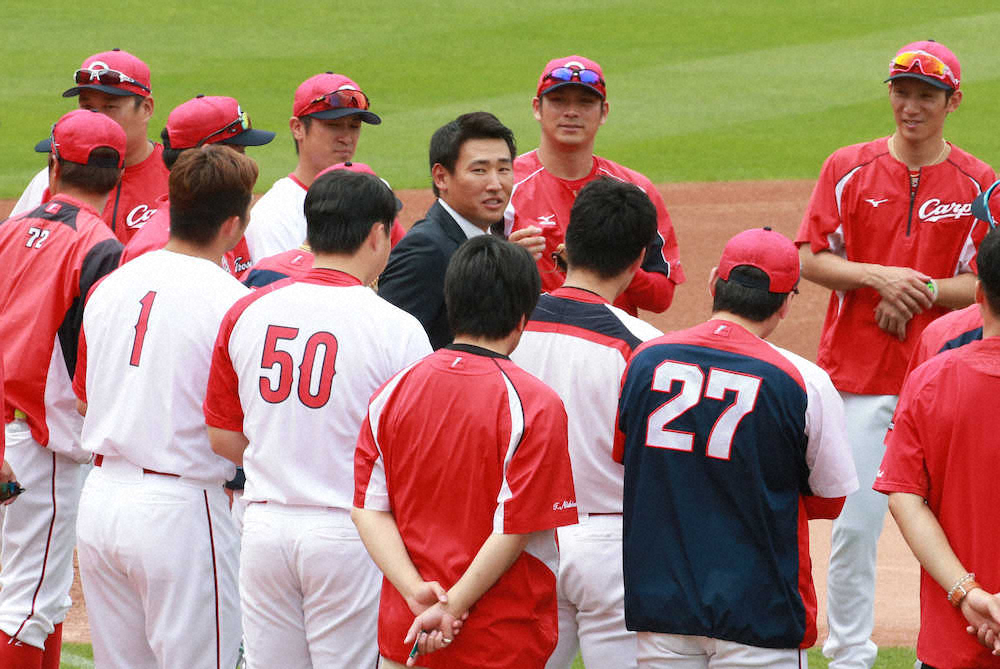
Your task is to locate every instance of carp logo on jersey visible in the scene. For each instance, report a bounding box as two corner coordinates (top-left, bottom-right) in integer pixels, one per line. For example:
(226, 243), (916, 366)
(918, 198), (973, 223)
(126, 204), (159, 229)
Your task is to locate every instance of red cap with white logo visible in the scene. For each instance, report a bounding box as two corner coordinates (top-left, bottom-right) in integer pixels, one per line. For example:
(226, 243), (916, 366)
(292, 73), (381, 124)
(63, 48), (151, 98)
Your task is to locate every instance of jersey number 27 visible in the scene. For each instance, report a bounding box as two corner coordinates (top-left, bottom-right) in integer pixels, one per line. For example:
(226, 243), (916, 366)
(646, 361), (761, 460)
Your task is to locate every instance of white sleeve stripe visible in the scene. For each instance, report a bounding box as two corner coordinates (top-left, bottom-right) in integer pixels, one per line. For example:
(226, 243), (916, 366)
(833, 166), (863, 219)
(493, 369), (525, 533)
(362, 362), (421, 509)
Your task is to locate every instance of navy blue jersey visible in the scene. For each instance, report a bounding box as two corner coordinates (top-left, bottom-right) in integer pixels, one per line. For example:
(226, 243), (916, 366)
(615, 319), (855, 649)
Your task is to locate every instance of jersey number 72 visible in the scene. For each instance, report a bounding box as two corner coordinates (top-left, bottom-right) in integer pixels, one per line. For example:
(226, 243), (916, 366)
(645, 360), (761, 460)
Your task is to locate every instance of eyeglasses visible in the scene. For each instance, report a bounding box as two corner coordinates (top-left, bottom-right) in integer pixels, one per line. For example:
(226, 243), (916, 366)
(198, 107), (251, 146)
(543, 66), (605, 88)
(73, 67), (151, 93)
(308, 88), (370, 111)
(890, 50), (958, 89)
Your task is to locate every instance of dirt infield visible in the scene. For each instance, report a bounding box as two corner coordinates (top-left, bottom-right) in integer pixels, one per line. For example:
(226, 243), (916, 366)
(0, 180), (921, 648)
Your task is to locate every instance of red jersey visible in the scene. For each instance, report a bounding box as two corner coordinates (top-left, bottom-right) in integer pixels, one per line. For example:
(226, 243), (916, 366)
(241, 248), (315, 288)
(797, 137), (994, 395)
(504, 150), (684, 316)
(875, 338), (1000, 668)
(0, 196), (122, 451)
(905, 304), (983, 378)
(354, 345), (577, 668)
(120, 194), (253, 278)
(103, 143), (170, 245)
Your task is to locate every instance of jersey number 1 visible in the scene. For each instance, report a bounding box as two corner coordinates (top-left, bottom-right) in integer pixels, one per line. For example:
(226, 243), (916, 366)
(645, 361), (761, 460)
(129, 291), (157, 367)
(259, 325), (338, 408)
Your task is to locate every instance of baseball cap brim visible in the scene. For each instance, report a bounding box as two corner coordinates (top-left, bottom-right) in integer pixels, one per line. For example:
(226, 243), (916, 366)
(538, 80), (606, 99)
(34, 138), (52, 153)
(221, 128), (277, 147)
(306, 108), (382, 124)
(62, 84), (142, 98)
(884, 73), (953, 90)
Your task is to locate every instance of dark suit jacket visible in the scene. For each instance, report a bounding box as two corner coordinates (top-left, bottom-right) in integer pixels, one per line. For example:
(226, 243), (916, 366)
(378, 201), (467, 349)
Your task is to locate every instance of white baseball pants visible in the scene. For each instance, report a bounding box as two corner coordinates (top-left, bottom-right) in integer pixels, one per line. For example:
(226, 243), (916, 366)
(637, 632), (807, 668)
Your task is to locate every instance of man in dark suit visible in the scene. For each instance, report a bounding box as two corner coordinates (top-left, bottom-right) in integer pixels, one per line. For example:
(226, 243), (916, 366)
(378, 112), (517, 349)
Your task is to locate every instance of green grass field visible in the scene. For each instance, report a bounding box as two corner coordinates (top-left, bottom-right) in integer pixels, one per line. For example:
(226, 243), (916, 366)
(3, 1), (1000, 197)
(58, 643), (917, 668)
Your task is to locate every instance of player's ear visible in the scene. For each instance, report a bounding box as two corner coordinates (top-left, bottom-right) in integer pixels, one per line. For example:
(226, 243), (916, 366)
(532, 96), (543, 122)
(777, 292), (795, 320)
(600, 100), (609, 126)
(708, 267), (719, 297)
(431, 163), (449, 195)
(48, 154), (62, 192)
(974, 279), (984, 306)
(289, 116), (305, 142)
(946, 89), (962, 114)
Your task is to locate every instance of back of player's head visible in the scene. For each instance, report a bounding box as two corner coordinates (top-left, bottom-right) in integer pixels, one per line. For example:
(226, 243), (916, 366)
(44, 109), (126, 196)
(565, 177), (657, 278)
(713, 227), (800, 322)
(445, 236), (541, 340)
(978, 227), (1000, 315)
(168, 145), (258, 245)
(304, 170), (396, 254)
(428, 112), (516, 197)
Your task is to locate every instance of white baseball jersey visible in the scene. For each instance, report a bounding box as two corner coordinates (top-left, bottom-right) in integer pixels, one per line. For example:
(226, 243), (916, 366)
(10, 168), (48, 218)
(205, 269), (431, 507)
(511, 288), (662, 513)
(243, 175), (307, 262)
(75, 249), (248, 482)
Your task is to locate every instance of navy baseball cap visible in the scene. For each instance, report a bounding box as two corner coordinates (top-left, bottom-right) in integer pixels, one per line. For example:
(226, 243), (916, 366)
(717, 227), (800, 294)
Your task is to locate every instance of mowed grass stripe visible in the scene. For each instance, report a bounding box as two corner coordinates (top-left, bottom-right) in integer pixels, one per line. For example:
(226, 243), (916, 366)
(3, 3), (999, 194)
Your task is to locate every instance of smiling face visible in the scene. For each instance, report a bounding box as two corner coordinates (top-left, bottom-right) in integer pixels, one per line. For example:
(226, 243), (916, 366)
(889, 78), (961, 147)
(533, 85), (608, 150)
(433, 138), (513, 229)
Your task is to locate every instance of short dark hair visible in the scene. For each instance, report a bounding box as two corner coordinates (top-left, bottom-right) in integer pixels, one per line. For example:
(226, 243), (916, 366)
(445, 236), (540, 340)
(565, 177), (657, 279)
(712, 266), (789, 322)
(160, 127), (184, 169)
(979, 227), (1000, 314)
(52, 149), (122, 195)
(304, 170), (396, 254)
(168, 145), (258, 245)
(428, 112), (515, 197)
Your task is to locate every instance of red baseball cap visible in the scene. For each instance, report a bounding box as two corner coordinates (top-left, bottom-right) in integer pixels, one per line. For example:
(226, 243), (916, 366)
(166, 95), (275, 149)
(717, 227), (800, 294)
(886, 40), (960, 91)
(536, 55), (607, 100)
(38, 109), (127, 168)
(972, 180), (1000, 230)
(292, 73), (381, 124)
(63, 48), (151, 98)
(316, 161), (403, 211)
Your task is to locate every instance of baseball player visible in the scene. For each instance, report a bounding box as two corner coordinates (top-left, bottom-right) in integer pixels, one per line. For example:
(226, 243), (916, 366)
(204, 169), (431, 668)
(874, 226), (1000, 668)
(73, 146), (255, 669)
(905, 180), (1000, 374)
(796, 40), (995, 669)
(503, 55), (684, 316)
(509, 177), (662, 669)
(241, 161), (404, 289)
(0, 110), (125, 669)
(615, 227), (858, 668)
(13, 49), (170, 245)
(121, 94), (276, 276)
(353, 235), (578, 669)
(243, 72), (382, 261)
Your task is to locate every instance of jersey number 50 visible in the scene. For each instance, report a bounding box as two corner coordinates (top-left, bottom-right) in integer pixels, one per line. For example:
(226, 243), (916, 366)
(259, 325), (338, 409)
(646, 361), (761, 460)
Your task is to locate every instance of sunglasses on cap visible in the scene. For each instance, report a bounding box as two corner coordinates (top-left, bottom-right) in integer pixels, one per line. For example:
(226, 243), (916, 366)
(309, 88), (370, 111)
(198, 107), (251, 146)
(889, 50), (958, 89)
(543, 66), (605, 87)
(73, 67), (150, 93)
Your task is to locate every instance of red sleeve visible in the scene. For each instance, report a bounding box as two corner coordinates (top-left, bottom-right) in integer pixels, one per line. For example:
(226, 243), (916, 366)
(202, 304), (246, 432)
(0, 356), (5, 460)
(804, 495), (846, 519)
(353, 411), (388, 510)
(873, 365), (933, 497)
(796, 152), (841, 253)
(500, 379), (577, 534)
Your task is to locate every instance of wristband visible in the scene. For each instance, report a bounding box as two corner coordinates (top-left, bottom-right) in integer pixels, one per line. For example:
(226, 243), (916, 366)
(948, 573), (980, 607)
(926, 279), (939, 304)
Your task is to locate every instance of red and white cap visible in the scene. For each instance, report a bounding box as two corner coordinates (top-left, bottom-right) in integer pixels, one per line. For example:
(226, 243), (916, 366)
(166, 95), (276, 149)
(316, 161), (402, 211)
(717, 227), (800, 294)
(536, 55), (607, 100)
(886, 40), (961, 91)
(43, 109), (127, 168)
(292, 72), (381, 124)
(63, 48), (151, 98)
